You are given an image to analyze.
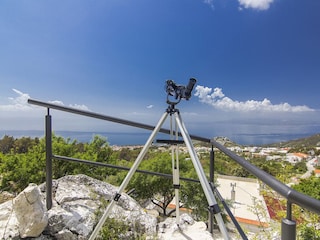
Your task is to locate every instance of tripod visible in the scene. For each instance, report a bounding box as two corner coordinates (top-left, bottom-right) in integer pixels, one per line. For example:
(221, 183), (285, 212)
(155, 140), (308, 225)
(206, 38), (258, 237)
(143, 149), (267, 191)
(89, 103), (230, 240)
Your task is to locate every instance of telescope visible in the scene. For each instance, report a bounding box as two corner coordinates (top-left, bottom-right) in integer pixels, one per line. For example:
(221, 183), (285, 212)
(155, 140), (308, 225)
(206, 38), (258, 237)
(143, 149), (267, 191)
(165, 78), (197, 104)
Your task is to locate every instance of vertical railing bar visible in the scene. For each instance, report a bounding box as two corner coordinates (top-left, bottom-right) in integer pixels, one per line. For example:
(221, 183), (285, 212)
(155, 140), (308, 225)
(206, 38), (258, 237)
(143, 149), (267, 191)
(208, 145), (215, 233)
(287, 201), (292, 220)
(210, 145), (214, 184)
(45, 108), (53, 210)
(281, 201), (296, 240)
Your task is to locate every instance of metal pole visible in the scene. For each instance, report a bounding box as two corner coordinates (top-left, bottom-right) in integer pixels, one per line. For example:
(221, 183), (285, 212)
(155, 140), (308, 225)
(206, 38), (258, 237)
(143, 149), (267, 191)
(170, 113), (181, 225)
(210, 145), (214, 183)
(208, 146), (214, 233)
(45, 108), (53, 210)
(281, 201), (296, 240)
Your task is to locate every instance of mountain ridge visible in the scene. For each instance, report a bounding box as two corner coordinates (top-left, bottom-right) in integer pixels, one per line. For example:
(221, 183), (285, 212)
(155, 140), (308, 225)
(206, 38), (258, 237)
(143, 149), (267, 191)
(262, 133), (320, 148)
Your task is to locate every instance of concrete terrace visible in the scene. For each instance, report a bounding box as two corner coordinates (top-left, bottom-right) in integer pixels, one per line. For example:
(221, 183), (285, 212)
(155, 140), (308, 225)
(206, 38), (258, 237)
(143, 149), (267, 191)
(216, 175), (271, 232)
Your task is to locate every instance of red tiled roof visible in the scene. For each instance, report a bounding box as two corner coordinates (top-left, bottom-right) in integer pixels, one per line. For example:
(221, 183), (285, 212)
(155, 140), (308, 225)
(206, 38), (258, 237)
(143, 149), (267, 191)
(314, 169), (320, 174)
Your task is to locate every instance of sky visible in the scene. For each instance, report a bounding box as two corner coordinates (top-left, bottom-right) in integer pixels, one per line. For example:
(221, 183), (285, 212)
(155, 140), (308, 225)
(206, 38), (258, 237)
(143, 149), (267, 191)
(0, 0), (320, 144)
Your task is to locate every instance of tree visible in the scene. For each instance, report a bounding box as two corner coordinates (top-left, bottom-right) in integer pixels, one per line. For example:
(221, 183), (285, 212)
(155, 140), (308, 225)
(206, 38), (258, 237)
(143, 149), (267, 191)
(293, 161), (308, 174)
(0, 135), (15, 154)
(127, 150), (196, 216)
(180, 170), (209, 221)
(128, 152), (175, 216)
(51, 134), (114, 180)
(0, 147), (46, 192)
(293, 176), (320, 201)
(14, 137), (38, 153)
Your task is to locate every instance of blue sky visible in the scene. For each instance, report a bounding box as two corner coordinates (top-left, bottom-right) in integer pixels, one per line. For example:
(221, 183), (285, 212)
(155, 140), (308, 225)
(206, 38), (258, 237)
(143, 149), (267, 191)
(1, 0), (320, 144)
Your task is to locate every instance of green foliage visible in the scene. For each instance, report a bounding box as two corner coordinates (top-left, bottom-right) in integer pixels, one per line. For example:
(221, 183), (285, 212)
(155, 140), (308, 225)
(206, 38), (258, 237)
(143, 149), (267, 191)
(212, 151), (307, 183)
(128, 151), (180, 216)
(0, 135), (15, 154)
(97, 217), (132, 240)
(290, 177), (320, 239)
(180, 171), (208, 221)
(96, 217), (148, 240)
(0, 134), (115, 192)
(293, 176), (320, 201)
(298, 222), (320, 240)
(0, 135), (39, 154)
(294, 161), (308, 174)
(51, 134), (117, 181)
(0, 139), (46, 192)
(95, 197), (146, 240)
(213, 152), (238, 175)
(127, 149), (213, 220)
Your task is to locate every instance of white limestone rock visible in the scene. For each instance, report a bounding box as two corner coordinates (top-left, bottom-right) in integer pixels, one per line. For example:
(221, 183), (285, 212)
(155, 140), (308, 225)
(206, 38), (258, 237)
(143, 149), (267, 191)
(46, 174), (157, 239)
(0, 174), (158, 239)
(0, 200), (19, 239)
(13, 183), (48, 238)
(158, 213), (214, 240)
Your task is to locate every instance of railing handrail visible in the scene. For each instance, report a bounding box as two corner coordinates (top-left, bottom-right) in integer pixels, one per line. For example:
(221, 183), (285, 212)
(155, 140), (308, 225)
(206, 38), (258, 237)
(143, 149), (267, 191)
(28, 98), (320, 215)
(28, 98), (210, 143)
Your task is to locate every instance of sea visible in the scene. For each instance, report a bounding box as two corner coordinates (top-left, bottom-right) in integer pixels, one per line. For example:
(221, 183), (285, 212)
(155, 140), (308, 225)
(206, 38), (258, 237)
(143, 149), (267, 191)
(0, 130), (318, 146)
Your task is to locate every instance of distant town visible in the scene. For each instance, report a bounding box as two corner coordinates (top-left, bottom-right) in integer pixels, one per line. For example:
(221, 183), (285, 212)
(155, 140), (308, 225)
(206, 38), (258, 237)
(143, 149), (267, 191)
(111, 136), (320, 178)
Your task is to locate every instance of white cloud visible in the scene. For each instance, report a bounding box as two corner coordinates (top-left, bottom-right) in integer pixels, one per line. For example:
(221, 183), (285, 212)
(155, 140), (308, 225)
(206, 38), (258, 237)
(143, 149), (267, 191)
(69, 104), (90, 111)
(238, 0), (275, 11)
(48, 100), (64, 105)
(0, 89), (93, 131)
(194, 85), (314, 112)
(146, 105), (154, 109)
(48, 100), (89, 110)
(1, 89), (90, 112)
(0, 88), (33, 111)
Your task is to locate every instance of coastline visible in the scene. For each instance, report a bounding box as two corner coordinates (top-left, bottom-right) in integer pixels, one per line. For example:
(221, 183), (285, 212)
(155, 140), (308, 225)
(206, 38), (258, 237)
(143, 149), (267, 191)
(0, 129), (318, 146)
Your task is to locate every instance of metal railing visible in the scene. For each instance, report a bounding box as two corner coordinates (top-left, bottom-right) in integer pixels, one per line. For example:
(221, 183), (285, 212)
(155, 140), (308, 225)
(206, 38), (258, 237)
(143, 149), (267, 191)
(28, 98), (320, 240)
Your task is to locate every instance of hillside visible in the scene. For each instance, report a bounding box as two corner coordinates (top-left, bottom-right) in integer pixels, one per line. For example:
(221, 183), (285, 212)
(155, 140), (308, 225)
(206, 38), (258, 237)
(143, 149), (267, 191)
(265, 133), (320, 148)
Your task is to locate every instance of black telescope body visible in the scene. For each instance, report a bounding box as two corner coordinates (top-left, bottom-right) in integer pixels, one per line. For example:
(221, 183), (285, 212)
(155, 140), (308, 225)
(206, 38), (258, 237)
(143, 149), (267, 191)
(165, 78), (197, 102)
(184, 78), (197, 100)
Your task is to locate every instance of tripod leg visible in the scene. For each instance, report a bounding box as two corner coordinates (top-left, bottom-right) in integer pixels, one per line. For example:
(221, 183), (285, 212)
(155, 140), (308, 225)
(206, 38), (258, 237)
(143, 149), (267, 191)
(174, 112), (230, 240)
(89, 111), (169, 240)
(170, 113), (181, 225)
(172, 151), (180, 225)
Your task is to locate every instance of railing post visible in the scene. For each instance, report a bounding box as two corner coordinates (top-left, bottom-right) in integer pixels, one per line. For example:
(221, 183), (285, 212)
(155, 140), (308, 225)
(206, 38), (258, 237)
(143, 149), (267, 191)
(281, 201), (296, 240)
(45, 108), (53, 210)
(208, 145), (215, 233)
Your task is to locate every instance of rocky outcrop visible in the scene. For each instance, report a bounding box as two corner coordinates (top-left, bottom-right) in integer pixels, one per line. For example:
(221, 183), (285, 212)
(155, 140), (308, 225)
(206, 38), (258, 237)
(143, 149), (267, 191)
(0, 174), (157, 239)
(0, 174), (214, 240)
